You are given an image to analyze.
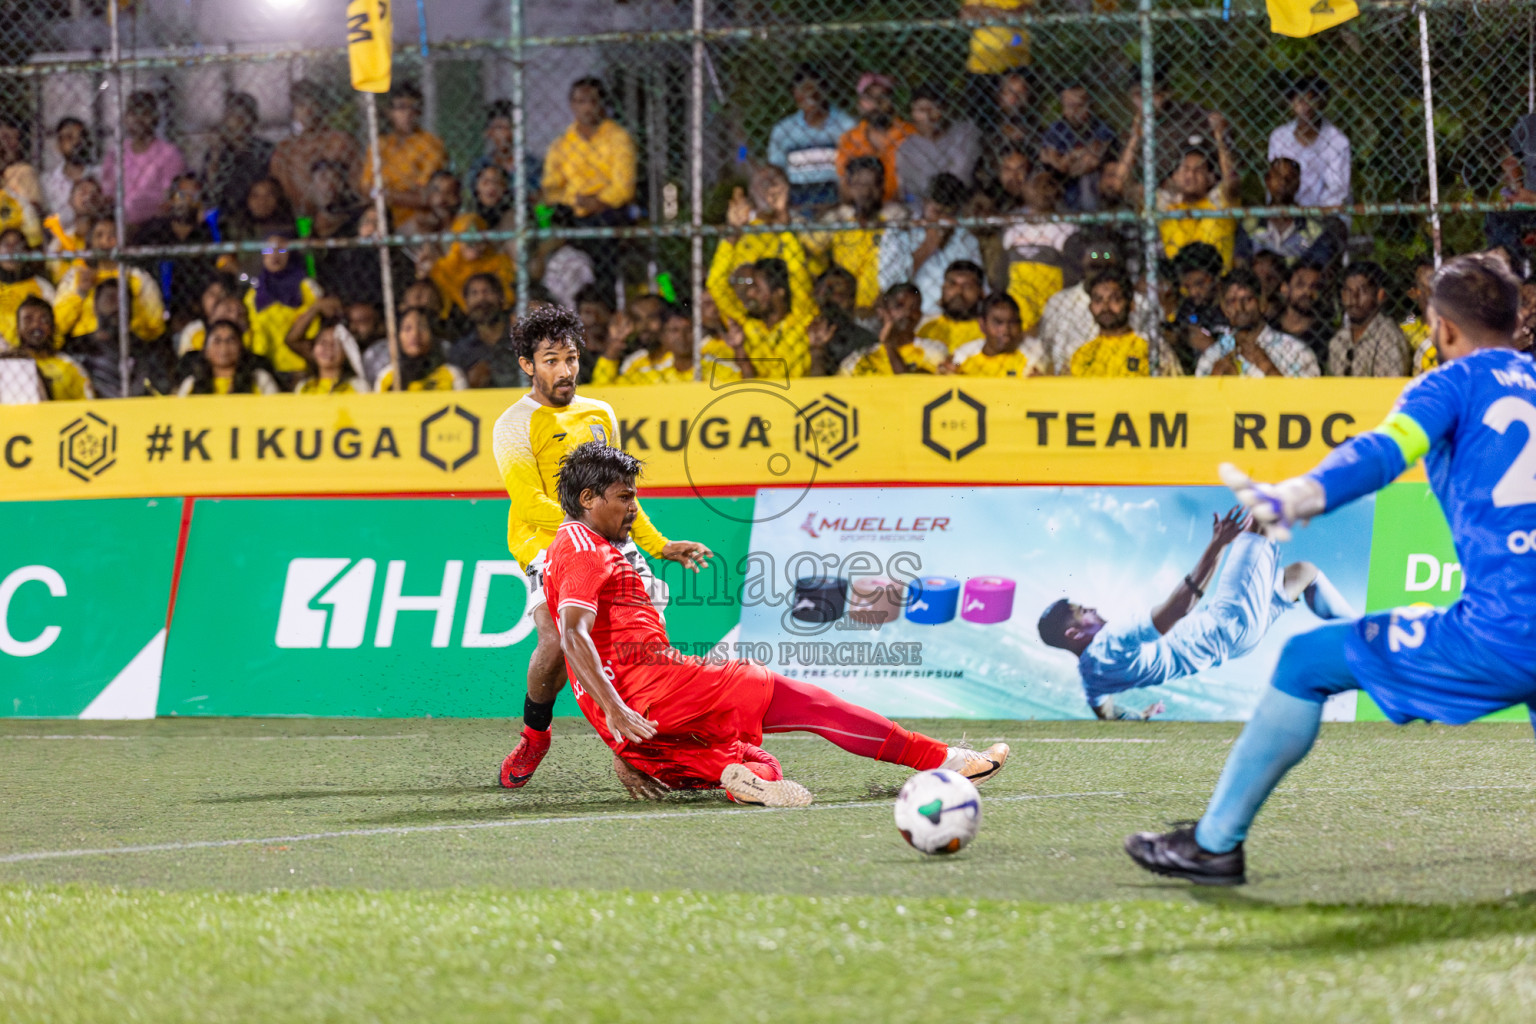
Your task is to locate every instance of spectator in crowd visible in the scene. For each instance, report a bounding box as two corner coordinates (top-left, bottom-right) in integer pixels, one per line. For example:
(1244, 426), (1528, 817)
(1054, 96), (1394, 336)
(972, 144), (1031, 291)
(363, 82), (448, 228)
(400, 276), (449, 329)
(768, 65), (858, 212)
(399, 170), (462, 238)
(54, 218), (166, 343)
(13, 296), (90, 399)
(270, 80), (362, 220)
(952, 292), (1041, 377)
(173, 273), (240, 357)
(837, 282), (946, 376)
(177, 318), (278, 396)
(1124, 69), (1224, 186)
(992, 69), (1041, 154)
(835, 74), (915, 205)
(540, 77), (635, 245)
(1174, 241), (1224, 312)
(0, 170), (42, 250)
(1404, 257), (1437, 374)
(812, 156), (908, 318)
(573, 282), (614, 383)
(1267, 75), (1350, 209)
(878, 173), (982, 317)
(1489, 119), (1536, 259)
(282, 293), (363, 374)
(1243, 157), (1344, 269)
(0, 228), (55, 349)
(294, 320), (369, 394)
(202, 92), (275, 225)
(722, 257), (817, 377)
(247, 235), (322, 379)
(1250, 249), (1288, 321)
(1157, 134), (1240, 272)
(375, 306), (466, 391)
(593, 293), (668, 384)
(1001, 168), (1076, 332)
(424, 212), (515, 318)
(131, 173), (217, 319)
(470, 164), (515, 235)
(533, 204), (596, 312)
(44, 178), (101, 277)
(100, 91), (187, 230)
(0, 119), (42, 211)
(807, 264), (877, 372)
(302, 158), (369, 298)
(1327, 261), (1410, 376)
(962, 0), (1033, 118)
(448, 272), (520, 388)
(224, 177), (295, 280)
(1196, 269), (1319, 377)
(689, 298), (753, 383)
(1038, 234), (1158, 374)
(350, 300), (395, 386)
(1071, 272), (1178, 377)
(66, 280), (175, 396)
(467, 101), (523, 208)
(1039, 83), (1117, 212)
(323, 205), (411, 312)
(916, 258), (986, 354)
(896, 82), (981, 203)
(1519, 274), (1536, 355)
(41, 117), (97, 227)
(1271, 263), (1334, 369)
(709, 166), (815, 329)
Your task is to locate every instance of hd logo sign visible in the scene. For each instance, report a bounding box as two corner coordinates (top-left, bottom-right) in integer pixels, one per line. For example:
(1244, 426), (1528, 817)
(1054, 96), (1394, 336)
(275, 557), (534, 649)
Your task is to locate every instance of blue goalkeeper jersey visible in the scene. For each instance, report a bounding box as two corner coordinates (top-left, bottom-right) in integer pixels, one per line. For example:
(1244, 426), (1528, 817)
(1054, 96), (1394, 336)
(1310, 347), (1536, 717)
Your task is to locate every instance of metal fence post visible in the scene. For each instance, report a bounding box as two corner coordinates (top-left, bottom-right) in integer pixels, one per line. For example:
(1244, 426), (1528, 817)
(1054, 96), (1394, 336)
(365, 97), (402, 391)
(1138, 0), (1159, 372)
(1418, 3), (1442, 267)
(511, 0), (528, 320)
(107, 0), (130, 397)
(690, 0), (705, 379)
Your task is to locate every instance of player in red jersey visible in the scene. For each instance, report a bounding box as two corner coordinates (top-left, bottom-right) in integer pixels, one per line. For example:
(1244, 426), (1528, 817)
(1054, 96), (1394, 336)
(543, 441), (1010, 805)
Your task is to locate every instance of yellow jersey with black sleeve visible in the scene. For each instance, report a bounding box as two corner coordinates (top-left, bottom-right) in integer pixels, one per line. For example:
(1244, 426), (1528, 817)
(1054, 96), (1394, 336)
(245, 278), (322, 375)
(916, 314), (984, 354)
(294, 376), (370, 395)
(1070, 331), (1157, 377)
(492, 393), (670, 570)
(593, 343), (745, 385)
(591, 347), (668, 386)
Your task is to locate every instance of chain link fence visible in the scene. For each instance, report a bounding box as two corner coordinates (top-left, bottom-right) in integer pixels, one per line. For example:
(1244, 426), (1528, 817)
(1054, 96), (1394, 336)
(1, 0), (1534, 399)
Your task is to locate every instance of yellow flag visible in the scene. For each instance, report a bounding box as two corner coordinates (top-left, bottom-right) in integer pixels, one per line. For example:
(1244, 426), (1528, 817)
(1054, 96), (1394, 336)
(1266, 0), (1358, 37)
(347, 0), (393, 94)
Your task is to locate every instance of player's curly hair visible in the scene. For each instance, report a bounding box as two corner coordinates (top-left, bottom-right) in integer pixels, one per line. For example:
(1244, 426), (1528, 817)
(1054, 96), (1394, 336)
(557, 441), (644, 519)
(512, 304), (586, 363)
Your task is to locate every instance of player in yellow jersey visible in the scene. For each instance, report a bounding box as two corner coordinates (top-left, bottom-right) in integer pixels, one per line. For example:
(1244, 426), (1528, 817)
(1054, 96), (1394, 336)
(492, 305), (714, 788)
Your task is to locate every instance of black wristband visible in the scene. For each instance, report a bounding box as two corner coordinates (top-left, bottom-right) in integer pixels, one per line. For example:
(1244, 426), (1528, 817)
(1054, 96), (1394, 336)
(1184, 574), (1204, 598)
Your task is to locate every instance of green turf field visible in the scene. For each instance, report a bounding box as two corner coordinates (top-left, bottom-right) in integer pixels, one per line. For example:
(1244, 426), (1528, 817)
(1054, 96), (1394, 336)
(4, 717), (1536, 1022)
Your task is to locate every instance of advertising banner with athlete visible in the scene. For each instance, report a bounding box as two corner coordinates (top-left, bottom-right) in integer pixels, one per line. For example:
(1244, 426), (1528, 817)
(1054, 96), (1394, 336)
(734, 485), (1375, 721)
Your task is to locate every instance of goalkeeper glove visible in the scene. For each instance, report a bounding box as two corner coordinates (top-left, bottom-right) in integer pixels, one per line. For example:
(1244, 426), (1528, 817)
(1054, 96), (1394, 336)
(1217, 462), (1326, 542)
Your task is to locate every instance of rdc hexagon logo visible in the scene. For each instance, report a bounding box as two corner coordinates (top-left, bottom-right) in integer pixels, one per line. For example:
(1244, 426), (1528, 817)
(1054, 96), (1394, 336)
(58, 412), (117, 482)
(795, 392), (859, 468)
(922, 389), (987, 461)
(419, 404), (480, 471)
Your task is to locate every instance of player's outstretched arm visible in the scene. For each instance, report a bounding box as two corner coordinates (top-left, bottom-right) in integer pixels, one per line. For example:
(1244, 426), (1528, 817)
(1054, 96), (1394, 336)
(558, 604), (658, 745)
(1149, 509), (1246, 635)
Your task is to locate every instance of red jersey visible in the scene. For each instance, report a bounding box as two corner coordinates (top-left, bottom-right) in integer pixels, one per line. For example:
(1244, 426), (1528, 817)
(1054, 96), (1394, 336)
(544, 519), (775, 787)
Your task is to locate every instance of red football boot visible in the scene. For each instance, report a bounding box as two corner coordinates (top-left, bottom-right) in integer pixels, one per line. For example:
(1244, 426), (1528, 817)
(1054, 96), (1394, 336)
(498, 726), (551, 789)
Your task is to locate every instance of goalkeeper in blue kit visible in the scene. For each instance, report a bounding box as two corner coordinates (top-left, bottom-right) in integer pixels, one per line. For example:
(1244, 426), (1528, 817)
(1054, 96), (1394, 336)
(1127, 253), (1536, 885)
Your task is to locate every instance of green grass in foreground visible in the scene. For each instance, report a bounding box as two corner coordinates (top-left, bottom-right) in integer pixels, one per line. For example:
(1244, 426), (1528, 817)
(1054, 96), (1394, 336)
(3, 717), (1536, 1021)
(7, 886), (1536, 1023)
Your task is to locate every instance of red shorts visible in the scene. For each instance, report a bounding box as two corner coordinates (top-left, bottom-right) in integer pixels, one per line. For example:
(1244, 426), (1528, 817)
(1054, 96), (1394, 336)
(581, 657), (775, 789)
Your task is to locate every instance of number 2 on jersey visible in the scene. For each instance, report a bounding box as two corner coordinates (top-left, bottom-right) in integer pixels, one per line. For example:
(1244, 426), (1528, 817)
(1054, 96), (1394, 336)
(1484, 397), (1536, 507)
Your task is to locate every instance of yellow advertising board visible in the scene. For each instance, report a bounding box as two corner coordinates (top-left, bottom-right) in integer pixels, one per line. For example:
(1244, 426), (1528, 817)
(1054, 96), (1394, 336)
(0, 378), (1415, 502)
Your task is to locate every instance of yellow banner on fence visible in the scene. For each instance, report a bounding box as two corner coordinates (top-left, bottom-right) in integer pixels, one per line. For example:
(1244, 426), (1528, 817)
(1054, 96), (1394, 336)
(346, 0), (393, 94)
(0, 378), (1413, 502)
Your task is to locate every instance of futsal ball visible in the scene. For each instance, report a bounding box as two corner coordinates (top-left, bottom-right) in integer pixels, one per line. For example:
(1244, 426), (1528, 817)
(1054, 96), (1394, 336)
(894, 769), (981, 855)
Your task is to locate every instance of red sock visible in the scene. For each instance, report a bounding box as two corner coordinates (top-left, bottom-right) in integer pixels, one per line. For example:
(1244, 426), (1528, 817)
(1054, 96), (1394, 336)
(761, 675), (946, 770)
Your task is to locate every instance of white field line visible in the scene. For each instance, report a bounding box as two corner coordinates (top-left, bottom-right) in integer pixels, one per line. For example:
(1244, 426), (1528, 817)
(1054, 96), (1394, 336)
(0, 791), (1127, 864)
